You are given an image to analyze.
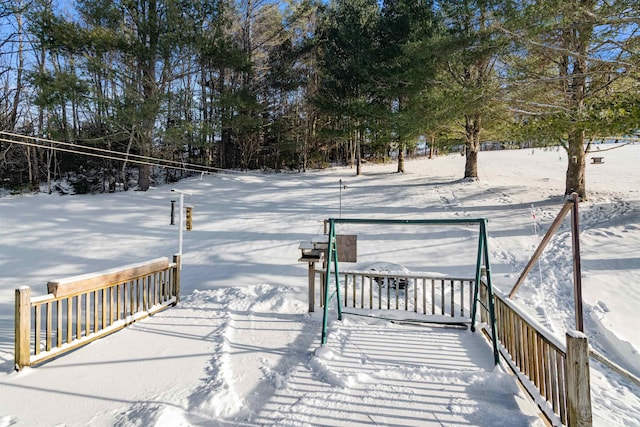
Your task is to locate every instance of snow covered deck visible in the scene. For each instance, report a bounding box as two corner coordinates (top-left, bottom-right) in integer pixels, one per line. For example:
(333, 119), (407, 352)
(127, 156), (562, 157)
(0, 285), (540, 426)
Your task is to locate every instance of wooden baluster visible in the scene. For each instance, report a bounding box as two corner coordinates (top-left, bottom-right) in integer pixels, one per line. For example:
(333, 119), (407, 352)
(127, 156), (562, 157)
(34, 304), (41, 356)
(46, 301), (52, 351)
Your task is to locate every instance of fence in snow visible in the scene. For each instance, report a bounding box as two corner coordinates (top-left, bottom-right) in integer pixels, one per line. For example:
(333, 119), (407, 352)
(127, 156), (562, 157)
(15, 255), (181, 370)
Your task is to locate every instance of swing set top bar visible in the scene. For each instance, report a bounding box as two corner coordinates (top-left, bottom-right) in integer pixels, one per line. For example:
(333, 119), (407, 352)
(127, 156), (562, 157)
(326, 217), (487, 226)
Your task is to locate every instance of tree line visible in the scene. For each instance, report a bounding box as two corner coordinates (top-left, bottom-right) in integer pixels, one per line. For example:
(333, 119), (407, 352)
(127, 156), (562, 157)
(1, 0), (638, 198)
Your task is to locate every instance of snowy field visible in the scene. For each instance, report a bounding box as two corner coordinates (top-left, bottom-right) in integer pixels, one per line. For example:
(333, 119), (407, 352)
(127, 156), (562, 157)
(1, 144), (639, 426)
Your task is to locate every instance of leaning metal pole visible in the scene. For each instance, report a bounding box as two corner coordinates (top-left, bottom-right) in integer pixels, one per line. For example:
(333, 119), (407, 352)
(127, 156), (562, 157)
(570, 193), (585, 332)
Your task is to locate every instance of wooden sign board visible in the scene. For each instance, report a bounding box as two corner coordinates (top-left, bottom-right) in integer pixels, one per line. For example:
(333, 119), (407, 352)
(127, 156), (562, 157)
(336, 234), (357, 262)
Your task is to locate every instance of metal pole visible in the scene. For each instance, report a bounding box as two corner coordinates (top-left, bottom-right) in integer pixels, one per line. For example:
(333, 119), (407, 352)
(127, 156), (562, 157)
(570, 193), (584, 332)
(172, 189), (191, 266)
(339, 179), (342, 218)
(178, 193), (184, 256)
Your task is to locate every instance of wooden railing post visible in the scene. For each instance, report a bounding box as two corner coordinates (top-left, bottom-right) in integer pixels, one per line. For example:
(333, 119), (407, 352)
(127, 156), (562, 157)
(308, 261), (315, 313)
(173, 254), (181, 303)
(566, 331), (592, 427)
(15, 286), (31, 371)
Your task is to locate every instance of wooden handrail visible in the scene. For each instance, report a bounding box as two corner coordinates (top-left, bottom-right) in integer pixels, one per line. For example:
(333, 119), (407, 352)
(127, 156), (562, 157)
(47, 257), (170, 298)
(479, 279), (592, 426)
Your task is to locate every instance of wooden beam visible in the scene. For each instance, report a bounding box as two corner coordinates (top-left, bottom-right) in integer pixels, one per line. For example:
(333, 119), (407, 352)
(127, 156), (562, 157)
(509, 202), (573, 298)
(15, 287), (31, 370)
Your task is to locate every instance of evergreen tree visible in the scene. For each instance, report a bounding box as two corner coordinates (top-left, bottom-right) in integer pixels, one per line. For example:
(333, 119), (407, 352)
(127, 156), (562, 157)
(315, 0), (382, 175)
(437, 0), (506, 180)
(502, 0), (640, 199)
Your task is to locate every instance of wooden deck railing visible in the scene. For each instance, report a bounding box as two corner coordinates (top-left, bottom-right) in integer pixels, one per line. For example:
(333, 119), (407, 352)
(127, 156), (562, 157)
(478, 279), (592, 426)
(305, 263), (592, 426)
(15, 255), (181, 370)
(309, 267), (475, 322)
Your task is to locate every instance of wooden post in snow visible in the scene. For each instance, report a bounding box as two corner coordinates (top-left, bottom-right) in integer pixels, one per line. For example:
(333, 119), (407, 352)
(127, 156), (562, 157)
(566, 331), (592, 427)
(15, 286), (31, 371)
(308, 261), (316, 313)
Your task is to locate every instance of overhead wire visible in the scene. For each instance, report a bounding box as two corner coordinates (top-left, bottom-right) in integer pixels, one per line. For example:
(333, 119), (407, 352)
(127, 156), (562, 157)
(0, 131), (254, 176)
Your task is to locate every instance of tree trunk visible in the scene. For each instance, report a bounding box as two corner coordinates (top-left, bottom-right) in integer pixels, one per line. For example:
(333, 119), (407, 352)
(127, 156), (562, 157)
(9, 8), (24, 131)
(138, 128), (152, 191)
(464, 113), (481, 179)
(560, 1), (593, 200)
(397, 143), (405, 173)
(136, 0), (159, 191)
(355, 128), (362, 176)
(565, 128), (587, 200)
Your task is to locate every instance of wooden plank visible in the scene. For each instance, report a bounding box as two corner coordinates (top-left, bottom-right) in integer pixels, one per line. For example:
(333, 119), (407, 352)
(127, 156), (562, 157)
(460, 280), (465, 317)
(66, 297), (72, 344)
(431, 279), (435, 315)
(76, 295), (81, 340)
(566, 332), (592, 426)
(15, 287), (31, 369)
(521, 321), (528, 376)
(47, 257), (170, 298)
(101, 289), (107, 329)
(509, 202), (572, 298)
(557, 353), (567, 424)
(93, 290), (98, 333)
(549, 350), (559, 414)
(46, 302), (52, 351)
(352, 275), (356, 308)
(450, 280), (455, 317)
(543, 342), (551, 400)
(34, 304), (41, 356)
(110, 286), (114, 325)
(422, 279), (426, 314)
(336, 234), (357, 262)
(536, 334), (545, 395)
(143, 276), (148, 311)
(308, 262), (315, 313)
(151, 273), (156, 306)
(85, 292), (90, 337)
(117, 284), (121, 321)
(129, 280), (134, 315)
(56, 300), (62, 348)
(404, 280), (408, 311)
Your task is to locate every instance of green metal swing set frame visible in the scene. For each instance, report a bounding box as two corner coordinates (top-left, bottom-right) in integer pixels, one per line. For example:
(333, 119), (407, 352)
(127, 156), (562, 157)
(320, 217), (500, 365)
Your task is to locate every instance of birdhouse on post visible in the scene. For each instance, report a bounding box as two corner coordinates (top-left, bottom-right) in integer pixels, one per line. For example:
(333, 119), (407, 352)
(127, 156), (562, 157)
(186, 206), (193, 231)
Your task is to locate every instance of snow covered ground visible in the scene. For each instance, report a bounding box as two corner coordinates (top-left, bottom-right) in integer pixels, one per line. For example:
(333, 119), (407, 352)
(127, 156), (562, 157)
(1, 144), (639, 426)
